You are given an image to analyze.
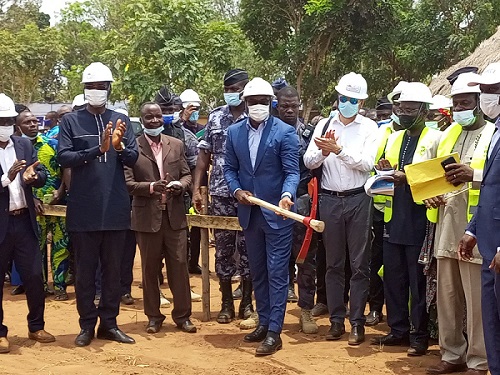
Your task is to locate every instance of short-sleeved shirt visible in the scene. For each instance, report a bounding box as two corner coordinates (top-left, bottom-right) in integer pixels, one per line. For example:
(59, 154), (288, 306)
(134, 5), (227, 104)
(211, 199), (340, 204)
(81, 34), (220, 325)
(33, 135), (62, 200)
(386, 133), (427, 246)
(198, 105), (247, 197)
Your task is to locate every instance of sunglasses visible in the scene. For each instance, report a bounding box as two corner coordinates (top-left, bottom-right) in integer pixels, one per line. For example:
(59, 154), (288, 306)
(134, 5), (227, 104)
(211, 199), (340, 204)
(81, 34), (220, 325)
(339, 96), (359, 105)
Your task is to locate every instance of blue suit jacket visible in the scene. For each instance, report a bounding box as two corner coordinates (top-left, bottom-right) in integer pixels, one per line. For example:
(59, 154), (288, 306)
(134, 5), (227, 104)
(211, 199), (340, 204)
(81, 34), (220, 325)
(0, 136), (46, 243)
(223, 116), (300, 230)
(467, 132), (500, 261)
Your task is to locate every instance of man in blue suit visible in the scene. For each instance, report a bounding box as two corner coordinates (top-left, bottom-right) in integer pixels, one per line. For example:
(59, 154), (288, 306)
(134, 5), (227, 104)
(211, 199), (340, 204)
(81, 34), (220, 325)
(224, 77), (299, 356)
(460, 62), (500, 375)
(0, 93), (54, 354)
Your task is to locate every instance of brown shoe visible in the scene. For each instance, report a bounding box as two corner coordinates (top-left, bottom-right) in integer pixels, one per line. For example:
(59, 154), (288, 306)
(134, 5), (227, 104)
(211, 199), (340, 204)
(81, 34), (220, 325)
(0, 337), (10, 353)
(426, 361), (467, 374)
(28, 330), (56, 343)
(464, 370), (487, 375)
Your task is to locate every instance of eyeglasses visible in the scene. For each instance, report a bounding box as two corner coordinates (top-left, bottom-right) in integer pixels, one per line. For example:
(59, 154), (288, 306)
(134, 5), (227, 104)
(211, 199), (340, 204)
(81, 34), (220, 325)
(339, 96), (359, 105)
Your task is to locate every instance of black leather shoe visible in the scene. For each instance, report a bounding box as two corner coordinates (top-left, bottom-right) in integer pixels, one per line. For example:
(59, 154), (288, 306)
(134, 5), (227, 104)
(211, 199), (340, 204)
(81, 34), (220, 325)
(188, 265), (202, 275)
(11, 285), (25, 295)
(371, 333), (410, 346)
(408, 344), (428, 356)
(121, 293), (134, 305)
(255, 335), (282, 356)
(244, 325), (268, 342)
(325, 322), (345, 341)
(365, 311), (383, 326)
(96, 328), (135, 344)
(348, 325), (365, 345)
(177, 319), (197, 333)
(75, 329), (94, 347)
(146, 317), (165, 334)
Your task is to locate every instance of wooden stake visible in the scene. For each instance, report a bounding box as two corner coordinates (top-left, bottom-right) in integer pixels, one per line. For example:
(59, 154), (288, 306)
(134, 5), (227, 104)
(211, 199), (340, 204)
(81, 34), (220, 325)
(200, 186), (211, 322)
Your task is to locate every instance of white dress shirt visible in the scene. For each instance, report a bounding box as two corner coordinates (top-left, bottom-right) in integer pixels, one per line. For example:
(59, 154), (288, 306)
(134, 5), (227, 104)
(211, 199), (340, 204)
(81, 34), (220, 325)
(303, 113), (378, 191)
(0, 138), (27, 211)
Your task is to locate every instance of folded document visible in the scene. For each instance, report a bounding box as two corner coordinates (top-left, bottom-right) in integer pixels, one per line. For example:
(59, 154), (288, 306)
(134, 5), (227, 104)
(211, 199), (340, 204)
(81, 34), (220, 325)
(364, 170), (395, 197)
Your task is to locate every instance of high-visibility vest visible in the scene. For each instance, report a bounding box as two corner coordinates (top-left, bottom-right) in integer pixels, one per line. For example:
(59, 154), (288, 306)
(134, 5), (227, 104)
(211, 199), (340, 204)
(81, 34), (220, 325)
(384, 127), (431, 223)
(373, 124), (394, 205)
(426, 122), (495, 223)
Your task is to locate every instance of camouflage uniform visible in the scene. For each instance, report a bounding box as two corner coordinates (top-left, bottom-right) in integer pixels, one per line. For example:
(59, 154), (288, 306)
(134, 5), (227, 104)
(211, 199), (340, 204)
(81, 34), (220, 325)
(198, 105), (249, 282)
(290, 120), (318, 310)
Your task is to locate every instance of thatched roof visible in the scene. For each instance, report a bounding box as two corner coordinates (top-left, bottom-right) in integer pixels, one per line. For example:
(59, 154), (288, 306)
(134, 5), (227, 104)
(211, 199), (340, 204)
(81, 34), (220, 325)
(429, 26), (500, 95)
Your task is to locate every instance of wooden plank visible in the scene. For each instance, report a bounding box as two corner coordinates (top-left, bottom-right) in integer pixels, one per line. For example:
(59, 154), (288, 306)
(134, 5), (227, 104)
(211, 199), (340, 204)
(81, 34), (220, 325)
(187, 214), (241, 231)
(41, 204), (67, 217)
(199, 187), (211, 322)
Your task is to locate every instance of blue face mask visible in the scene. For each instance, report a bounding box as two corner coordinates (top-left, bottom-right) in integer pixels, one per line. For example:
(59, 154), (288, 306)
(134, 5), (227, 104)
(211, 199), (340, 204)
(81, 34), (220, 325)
(390, 113), (400, 126)
(21, 132), (38, 141)
(425, 121), (439, 130)
(162, 114), (174, 125)
(338, 101), (359, 119)
(190, 110), (200, 122)
(224, 93), (242, 107)
(143, 126), (164, 137)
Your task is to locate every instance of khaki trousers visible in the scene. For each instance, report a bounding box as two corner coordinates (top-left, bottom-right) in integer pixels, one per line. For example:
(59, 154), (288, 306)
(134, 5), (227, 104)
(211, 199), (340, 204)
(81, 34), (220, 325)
(437, 258), (487, 370)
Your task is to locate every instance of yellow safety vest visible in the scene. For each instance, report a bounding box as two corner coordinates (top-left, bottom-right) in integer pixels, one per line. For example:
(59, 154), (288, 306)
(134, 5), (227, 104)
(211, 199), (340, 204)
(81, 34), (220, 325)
(426, 122), (495, 223)
(373, 125), (394, 205)
(384, 127), (430, 223)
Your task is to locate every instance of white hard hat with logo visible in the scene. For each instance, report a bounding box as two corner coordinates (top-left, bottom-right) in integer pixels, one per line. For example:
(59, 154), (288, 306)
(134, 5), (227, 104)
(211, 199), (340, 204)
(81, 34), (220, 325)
(396, 82), (434, 104)
(179, 89), (201, 108)
(335, 72), (368, 100)
(467, 62), (500, 86)
(241, 77), (274, 99)
(429, 95), (452, 110)
(81, 62), (114, 83)
(0, 93), (18, 118)
(451, 72), (481, 96)
(387, 81), (409, 103)
(72, 94), (87, 108)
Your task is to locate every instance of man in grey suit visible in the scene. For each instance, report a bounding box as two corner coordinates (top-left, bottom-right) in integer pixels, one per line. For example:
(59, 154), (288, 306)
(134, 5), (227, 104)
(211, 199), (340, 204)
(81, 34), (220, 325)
(459, 62), (500, 375)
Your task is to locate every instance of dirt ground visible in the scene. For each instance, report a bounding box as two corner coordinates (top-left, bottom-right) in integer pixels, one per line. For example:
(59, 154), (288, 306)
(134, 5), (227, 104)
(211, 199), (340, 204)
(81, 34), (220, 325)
(0, 248), (444, 375)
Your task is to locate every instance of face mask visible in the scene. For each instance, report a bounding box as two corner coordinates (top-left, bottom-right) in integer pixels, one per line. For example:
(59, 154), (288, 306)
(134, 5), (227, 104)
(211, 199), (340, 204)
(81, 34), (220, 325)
(21, 132), (38, 140)
(143, 126), (164, 137)
(390, 113), (400, 126)
(224, 93), (242, 107)
(0, 126), (13, 142)
(425, 121), (439, 130)
(453, 109), (477, 127)
(248, 104), (270, 123)
(84, 89), (108, 107)
(272, 100), (278, 109)
(480, 93), (500, 119)
(173, 111), (181, 123)
(189, 110), (200, 122)
(399, 114), (422, 129)
(162, 114), (174, 125)
(338, 101), (359, 119)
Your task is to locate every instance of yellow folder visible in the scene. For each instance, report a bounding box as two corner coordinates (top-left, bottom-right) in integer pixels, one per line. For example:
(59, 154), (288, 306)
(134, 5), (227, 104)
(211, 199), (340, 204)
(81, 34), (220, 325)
(404, 153), (465, 202)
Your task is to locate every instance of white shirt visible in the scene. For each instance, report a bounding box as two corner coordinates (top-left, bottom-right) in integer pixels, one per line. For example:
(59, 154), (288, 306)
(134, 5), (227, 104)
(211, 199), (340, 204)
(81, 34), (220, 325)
(303, 113), (378, 191)
(0, 138), (27, 211)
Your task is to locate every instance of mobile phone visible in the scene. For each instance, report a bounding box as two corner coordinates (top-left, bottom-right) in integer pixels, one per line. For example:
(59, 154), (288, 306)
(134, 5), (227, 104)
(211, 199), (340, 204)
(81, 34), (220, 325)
(440, 156), (456, 171)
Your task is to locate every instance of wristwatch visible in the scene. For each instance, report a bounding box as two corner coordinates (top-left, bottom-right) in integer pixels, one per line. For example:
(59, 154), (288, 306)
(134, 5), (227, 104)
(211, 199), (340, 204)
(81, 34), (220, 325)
(114, 142), (125, 152)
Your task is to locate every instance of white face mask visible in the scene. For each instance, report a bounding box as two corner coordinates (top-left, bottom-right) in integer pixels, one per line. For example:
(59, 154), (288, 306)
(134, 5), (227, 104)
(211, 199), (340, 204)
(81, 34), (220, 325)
(173, 111), (181, 123)
(84, 89), (108, 107)
(480, 93), (500, 119)
(0, 125), (13, 142)
(248, 104), (269, 123)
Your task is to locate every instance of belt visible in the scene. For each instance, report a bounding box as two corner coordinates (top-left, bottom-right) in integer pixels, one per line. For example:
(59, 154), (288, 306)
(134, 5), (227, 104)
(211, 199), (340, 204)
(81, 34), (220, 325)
(159, 204), (167, 211)
(321, 187), (365, 197)
(9, 208), (28, 216)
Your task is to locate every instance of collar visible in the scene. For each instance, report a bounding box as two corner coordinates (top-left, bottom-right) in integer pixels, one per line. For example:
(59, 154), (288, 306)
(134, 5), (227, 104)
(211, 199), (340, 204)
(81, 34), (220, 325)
(495, 117), (500, 129)
(144, 133), (162, 146)
(333, 111), (363, 126)
(223, 105), (247, 122)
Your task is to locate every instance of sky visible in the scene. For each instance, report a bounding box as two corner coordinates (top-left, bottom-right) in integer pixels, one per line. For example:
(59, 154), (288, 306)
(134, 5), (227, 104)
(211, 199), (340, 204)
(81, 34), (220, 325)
(40, 0), (77, 25)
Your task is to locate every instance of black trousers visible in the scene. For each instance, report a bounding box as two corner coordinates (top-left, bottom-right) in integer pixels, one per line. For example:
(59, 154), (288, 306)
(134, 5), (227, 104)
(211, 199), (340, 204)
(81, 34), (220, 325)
(0, 212), (45, 336)
(315, 237), (327, 305)
(368, 209), (384, 312)
(71, 230), (126, 331)
(120, 230), (136, 296)
(188, 226), (201, 269)
(383, 241), (429, 346)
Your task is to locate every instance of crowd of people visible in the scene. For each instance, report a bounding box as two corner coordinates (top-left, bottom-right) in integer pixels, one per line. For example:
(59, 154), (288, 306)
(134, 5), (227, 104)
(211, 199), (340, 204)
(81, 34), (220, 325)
(0, 60), (500, 375)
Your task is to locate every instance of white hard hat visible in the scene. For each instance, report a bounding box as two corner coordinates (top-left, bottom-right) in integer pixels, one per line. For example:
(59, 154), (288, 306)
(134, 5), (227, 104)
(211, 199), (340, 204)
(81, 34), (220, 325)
(81, 62), (114, 83)
(397, 82), (434, 104)
(0, 93), (18, 118)
(451, 72), (481, 96)
(429, 95), (452, 110)
(467, 62), (500, 86)
(335, 72), (368, 100)
(387, 81), (409, 103)
(72, 94), (87, 108)
(179, 89), (201, 108)
(241, 77), (274, 99)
